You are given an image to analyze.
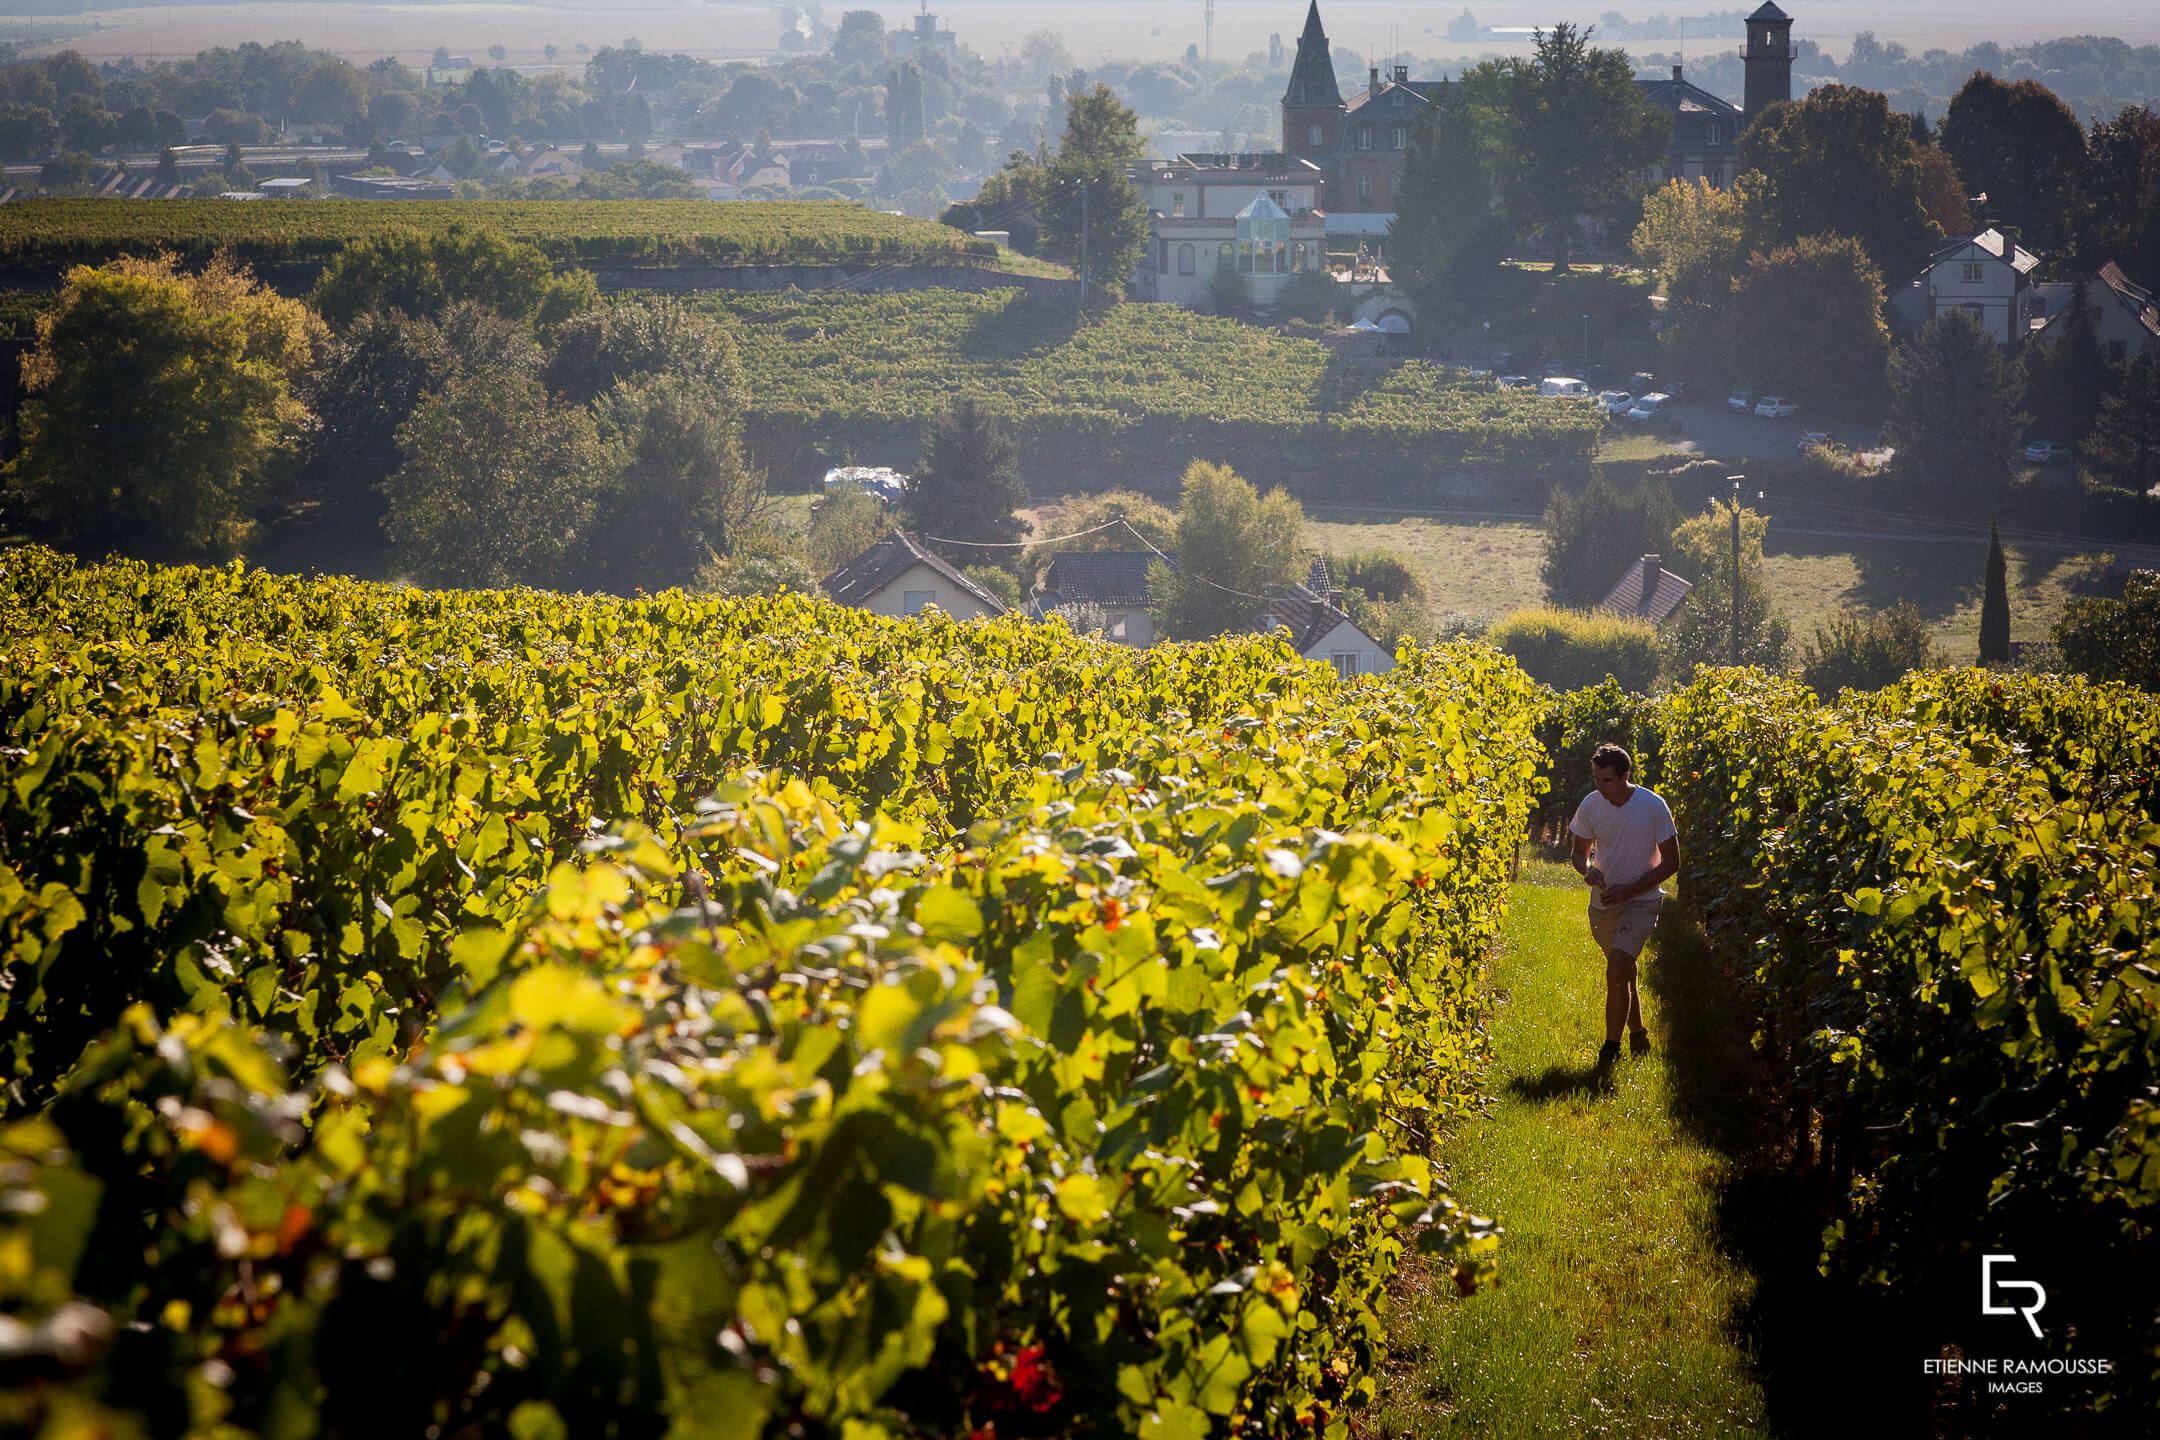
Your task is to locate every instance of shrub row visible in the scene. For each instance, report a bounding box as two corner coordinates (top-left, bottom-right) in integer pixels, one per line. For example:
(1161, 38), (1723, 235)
(1659, 666), (2160, 1406)
(0, 550), (1546, 1438)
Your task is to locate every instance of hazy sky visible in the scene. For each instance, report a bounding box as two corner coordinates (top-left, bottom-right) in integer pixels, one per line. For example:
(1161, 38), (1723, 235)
(26, 1), (2160, 69)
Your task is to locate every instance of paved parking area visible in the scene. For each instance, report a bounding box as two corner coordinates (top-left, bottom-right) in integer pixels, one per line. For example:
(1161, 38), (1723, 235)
(1642, 396), (1886, 465)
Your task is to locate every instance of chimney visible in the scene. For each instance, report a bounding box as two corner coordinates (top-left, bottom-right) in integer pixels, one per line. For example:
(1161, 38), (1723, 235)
(1369, 65), (1381, 97)
(1997, 223), (2020, 260)
(1672, 64), (1683, 82)
(1639, 555), (1661, 613)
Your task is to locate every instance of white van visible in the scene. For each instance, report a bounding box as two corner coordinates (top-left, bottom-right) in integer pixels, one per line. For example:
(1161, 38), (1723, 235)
(1624, 392), (1673, 422)
(1539, 377), (1591, 398)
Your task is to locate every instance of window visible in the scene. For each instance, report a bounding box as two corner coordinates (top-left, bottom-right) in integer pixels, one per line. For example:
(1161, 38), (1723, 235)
(1330, 652), (1360, 679)
(1706, 122), (1721, 145)
(903, 590), (935, 614)
(1218, 241), (1233, 272)
(1292, 241), (1306, 272)
(1356, 126), (1372, 150)
(1178, 242), (1195, 275)
(1962, 262), (1985, 283)
(1269, 189), (1287, 207)
(1356, 172), (1373, 204)
(1392, 126), (1407, 150)
(1308, 122), (1323, 146)
(1171, 192), (1185, 217)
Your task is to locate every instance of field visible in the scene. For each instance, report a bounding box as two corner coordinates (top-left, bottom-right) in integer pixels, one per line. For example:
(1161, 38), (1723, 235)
(0, 198), (1049, 274)
(1288, 509), (2120, 664)
(710, 288), (1603, 485)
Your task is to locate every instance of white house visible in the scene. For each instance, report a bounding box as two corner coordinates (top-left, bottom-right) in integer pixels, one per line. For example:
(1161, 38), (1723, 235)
(822, 531), (1007, 620)
(1258, 581), (1394, 676)
(1129, 152), (1328, 310)
(2028, 261), (2160, 365)
(1029, 551), (1162, 647)
(1886, 227), (2043, 346)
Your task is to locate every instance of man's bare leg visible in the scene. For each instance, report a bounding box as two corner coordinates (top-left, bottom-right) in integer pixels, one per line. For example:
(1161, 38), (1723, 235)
(1604, 948), (1643, 1045)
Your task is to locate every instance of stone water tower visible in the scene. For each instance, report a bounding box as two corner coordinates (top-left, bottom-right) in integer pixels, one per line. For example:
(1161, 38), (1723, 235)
(1742, 1), (1795, 125)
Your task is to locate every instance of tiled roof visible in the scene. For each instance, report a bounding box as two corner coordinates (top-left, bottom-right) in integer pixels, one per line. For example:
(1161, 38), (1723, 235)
(1042, 550), (1166, 608)
(2099, 261), (2160, 338)
(1598, 556), (1693, 625)
(1260, 582), (1378, 655)
(821, 531), (1006, 614)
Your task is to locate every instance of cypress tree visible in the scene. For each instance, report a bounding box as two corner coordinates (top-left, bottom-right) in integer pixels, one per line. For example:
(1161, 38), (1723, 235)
(1979, 515), (2011, 664)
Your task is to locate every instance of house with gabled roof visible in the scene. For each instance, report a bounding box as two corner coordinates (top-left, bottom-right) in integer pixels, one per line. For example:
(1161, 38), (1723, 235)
(822, 531), (1007, 620)
(1636, 66), (1745, 191)
(1029, 551), (1164, 646)
(1598, 554), (1692, 626)
(1256, 580), (1395, 676)
(2029, 261), (2160, 365)
(1886, 227), (2044, 346)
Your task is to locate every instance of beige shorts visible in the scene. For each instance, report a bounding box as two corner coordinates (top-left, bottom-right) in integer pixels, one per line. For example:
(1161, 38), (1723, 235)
(1588, 892), (1663, 958)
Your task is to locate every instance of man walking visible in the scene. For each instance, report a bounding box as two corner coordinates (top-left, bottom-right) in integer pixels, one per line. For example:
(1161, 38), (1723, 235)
(1569, 743), (1680, 1065)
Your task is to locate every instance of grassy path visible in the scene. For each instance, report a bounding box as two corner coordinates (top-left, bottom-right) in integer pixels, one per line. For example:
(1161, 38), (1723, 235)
(1372, 861), (1773, 1438)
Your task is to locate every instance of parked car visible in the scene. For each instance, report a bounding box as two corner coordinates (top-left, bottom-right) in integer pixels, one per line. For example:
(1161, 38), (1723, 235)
(2024, 439), (2074, 464)
(1664, 380), (1689, 401)
(1495, 374), (1534, 390)
(1596, 390), (1634, 416)
(1795, 430), (1836, 455)
(1754, 395), (1799, 418)
(1628, 371), (1658, 394)
(1727, 387), (1755, 412)
(1624, 392), (1673, 422)
(1539, 377), (1591, 397)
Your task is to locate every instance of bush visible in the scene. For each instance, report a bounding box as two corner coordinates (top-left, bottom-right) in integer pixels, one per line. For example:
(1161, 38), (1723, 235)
(963, 563), (1021, 607)
(1798, 603), (1943, 699)
(1489, 605), (1662, 692)
(1530, 677), (1666, 839)
(2054, 569), (2160, 691)
(1539, 470), (1680, 606)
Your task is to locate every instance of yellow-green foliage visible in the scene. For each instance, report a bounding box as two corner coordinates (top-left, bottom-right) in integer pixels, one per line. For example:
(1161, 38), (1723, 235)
(1489, 606), (1662, 692)
(0, 548), (1546, 1440)
(0, 198), (1008, 270)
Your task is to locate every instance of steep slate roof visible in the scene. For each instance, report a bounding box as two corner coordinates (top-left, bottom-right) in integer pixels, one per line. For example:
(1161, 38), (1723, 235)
(1260, 583), (1383, 655)
(2099, 261), (2160, 339)
(1041, 551), (1163, 608)
(1598, 555), (1693, 625)
(1634, 69), (1744, 120)
(820, 531), (1007, 614)
(1282, 1), (1343, 109)
(1747, 1), (1791, 19)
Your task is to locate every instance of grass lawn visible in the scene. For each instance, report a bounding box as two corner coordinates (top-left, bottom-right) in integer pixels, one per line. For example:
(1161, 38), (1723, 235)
(1760, 536), (2118, 665)
(1373, 863), (1770, 1438)
(1304, 513), (1545, 623)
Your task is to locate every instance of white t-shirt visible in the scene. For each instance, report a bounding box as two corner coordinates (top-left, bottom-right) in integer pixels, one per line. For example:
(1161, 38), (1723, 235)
(1569, 785), (1677, 908)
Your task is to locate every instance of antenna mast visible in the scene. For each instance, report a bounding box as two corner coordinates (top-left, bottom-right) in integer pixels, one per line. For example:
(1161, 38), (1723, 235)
(1205, 0), (1215, 64)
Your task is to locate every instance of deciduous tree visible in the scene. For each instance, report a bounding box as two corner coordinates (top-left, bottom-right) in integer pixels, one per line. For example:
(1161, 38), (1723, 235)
(1154, 460), (1307, 640)
(1738, 83), (1939, 285)
(1038, 84), (1145, 298)
(1659, 497), (1790, 678)
(382, 368), (602, 588)
(586, 371), (767, 592)
(1721, 234), (1890, 418)
(1939, 73), (2087, 254)
(1539, 471), (1679, 607)
(1630, 178), (1745, 381)
(6, 254), (322, 555)
(312, 225), (595, 330)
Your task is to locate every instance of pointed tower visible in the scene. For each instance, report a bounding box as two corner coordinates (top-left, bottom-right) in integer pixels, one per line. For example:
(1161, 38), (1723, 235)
(1741, 1), (1794, 126)
(1281, 1), (1343, 163)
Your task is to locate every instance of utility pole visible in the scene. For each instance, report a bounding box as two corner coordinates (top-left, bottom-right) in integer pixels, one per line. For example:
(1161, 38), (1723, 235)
(1581, 312), (1590, 378)
(1078, 179), (1089, 304)
(1728, 475), (1743, 666)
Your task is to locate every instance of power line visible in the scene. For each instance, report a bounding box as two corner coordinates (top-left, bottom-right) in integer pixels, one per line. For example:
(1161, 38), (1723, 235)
(925, 516), (1283, 605)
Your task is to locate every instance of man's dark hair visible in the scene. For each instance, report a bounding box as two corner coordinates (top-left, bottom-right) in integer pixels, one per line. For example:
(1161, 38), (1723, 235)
(1591, 743), (1633, 777)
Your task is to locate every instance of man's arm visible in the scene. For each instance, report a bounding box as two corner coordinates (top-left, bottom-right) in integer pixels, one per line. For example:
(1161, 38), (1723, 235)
(1571, 832), (1603, 887)
(1608, 836), (1680, 903)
